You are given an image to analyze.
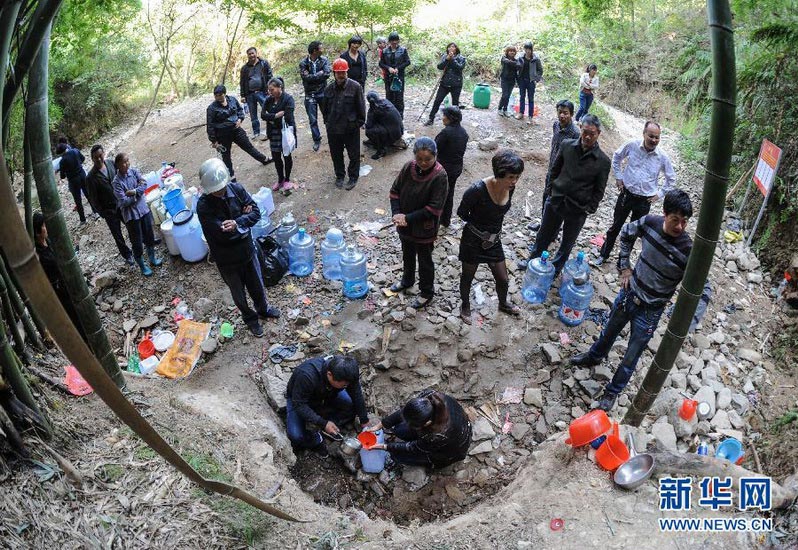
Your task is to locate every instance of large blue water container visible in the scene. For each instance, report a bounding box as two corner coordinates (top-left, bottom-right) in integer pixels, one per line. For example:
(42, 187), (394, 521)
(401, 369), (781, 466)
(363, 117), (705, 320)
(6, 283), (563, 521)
(320, 228), (346, 280)
(359, 430), (387, 473)
(560, 251), (590, 294)
(274, 213), (298, 249)
(251, 216), (272, 241)
(521, 250), (555, 304)
(340, 244), (368, 299)
(288, 228), (315, 277)
(162, 188), (187, 217)
(558, 273), (594, 326)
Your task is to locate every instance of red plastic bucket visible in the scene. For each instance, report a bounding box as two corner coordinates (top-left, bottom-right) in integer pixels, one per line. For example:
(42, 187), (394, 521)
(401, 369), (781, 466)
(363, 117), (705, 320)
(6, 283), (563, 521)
(357, 432), (377, 450)
(137, 338), (155, 359)
(595, 434), (630, 471)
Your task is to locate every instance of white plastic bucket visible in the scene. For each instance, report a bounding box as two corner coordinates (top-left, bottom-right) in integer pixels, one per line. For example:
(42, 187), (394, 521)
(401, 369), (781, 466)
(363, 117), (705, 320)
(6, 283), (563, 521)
(171, 209), (207, 262)
(159, 218), (181, 256)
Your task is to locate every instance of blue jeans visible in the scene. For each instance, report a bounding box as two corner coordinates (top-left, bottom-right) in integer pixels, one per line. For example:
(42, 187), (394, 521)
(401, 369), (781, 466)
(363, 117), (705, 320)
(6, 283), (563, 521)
(575, 90), (594, 121)
(518, 79), (536, 116)
(246, 91), (267, 135)
(386, 422), (433, 466)
(587, 287), (665, 395)
(304, 94), (322, 143)
(285, 391), (355, 449)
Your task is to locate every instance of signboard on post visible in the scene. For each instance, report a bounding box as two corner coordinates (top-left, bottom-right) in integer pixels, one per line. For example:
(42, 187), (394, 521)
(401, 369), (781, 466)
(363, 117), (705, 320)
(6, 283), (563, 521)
(753, 139), (782, 197)
(747, 139), (783, 246)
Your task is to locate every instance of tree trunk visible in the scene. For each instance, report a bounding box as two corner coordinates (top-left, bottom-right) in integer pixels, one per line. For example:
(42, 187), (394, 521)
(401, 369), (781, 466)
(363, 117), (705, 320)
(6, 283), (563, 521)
(221, 7), (245, 86)
(625, 0), (736, 425)
(25, 27), (125, 388)
(23, 130), (34, 239)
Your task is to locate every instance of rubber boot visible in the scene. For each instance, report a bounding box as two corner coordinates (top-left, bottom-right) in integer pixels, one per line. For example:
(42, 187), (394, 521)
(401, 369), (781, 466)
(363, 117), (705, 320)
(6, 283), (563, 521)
(135, 257), (153, 277)
(146, 246), (162, 267)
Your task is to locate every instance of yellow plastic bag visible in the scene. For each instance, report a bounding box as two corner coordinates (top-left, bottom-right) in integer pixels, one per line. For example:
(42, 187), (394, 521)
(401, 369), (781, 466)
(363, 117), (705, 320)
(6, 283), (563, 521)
(157, 319), (211, 379)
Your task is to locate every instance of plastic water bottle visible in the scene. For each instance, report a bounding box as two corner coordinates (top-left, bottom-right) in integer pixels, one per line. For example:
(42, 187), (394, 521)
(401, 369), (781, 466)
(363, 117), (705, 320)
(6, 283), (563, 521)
(509, 93), (518, 113)
(288, 228), (315, 277)
(560, 251), (590, 293)
(320, 228), (346, 280)
(558, 273), (594, 326)
(340, 245), (369, 299)
(251, 216), (273, 240)
(521, 250), (555, 304)
(274, 212), (298, 249)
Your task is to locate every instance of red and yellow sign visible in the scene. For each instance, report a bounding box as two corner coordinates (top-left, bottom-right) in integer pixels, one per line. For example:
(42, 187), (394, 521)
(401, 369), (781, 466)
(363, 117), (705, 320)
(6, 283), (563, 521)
(753, 139), (782, 197)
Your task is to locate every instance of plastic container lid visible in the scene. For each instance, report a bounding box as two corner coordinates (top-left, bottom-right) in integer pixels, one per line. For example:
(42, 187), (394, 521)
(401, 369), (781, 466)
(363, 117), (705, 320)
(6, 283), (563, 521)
(281, 212), (295, 225)
(577, 250), (585, 262)
(541, 250), (550, 261)
(172, 209), (193, 225)
(325, 227), (344, 245)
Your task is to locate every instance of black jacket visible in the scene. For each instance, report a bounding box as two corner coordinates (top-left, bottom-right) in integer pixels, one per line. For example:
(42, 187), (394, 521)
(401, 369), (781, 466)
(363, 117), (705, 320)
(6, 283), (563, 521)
(340, 50), (368, 89)
(239, 58), (273, 96)
(365, 97), (403, 142)
(549, 138), (611, 215)
(206, 96), (245, 142)
(321, 78), (366, 134)
(378, 45), (411, 81)
(86, 159), (118, 217)
(261, 92), (297, 142)
(500, 55), (521, 81)
(517, 53), (543, 82)
(196, 183), (260, 267)
(299, 55), (332, 96)
(437, 54), (466, 88)
(285, 356), (369, 427)
(434, 123), (469, 171)
(382, 390), (472, 468)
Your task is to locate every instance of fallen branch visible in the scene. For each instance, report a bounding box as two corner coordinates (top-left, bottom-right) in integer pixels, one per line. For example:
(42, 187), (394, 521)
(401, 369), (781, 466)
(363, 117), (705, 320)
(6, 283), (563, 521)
(36, 438), (84, 488)
(28, 365), (70, 394)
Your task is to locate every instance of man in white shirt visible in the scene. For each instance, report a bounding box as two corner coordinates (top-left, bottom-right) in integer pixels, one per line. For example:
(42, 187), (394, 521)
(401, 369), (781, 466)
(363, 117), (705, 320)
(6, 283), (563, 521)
(593, 121), (676, 266)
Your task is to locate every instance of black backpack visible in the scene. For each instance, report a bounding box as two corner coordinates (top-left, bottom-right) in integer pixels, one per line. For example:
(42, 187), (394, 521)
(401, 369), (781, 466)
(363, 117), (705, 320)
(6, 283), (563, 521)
(257, 234), (289, 287)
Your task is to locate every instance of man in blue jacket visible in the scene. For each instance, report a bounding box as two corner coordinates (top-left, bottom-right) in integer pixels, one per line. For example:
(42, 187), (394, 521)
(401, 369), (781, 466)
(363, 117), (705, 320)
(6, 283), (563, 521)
(196, 158), (279, 337)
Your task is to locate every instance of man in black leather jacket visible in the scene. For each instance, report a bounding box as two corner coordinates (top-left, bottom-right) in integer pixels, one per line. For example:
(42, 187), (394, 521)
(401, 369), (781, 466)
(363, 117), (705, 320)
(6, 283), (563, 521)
(299, 41), (332, 152)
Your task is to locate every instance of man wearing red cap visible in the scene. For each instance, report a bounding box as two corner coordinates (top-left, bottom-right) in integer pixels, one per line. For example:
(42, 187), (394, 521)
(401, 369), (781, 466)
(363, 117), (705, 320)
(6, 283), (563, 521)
(321, 58), (366, 190)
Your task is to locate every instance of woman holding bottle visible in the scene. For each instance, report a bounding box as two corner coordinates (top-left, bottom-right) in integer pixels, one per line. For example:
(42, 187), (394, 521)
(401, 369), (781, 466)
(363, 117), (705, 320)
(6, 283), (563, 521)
(575, 63), (599, 121)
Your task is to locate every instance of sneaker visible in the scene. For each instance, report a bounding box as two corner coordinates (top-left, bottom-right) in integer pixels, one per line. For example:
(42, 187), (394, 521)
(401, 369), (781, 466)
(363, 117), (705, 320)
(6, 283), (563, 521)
(259, 134), (270, 141)
(569, 352), (601, 367)
(312, 442), (330, 458)
(590, 256), (607, 267)
(334, 177), (345, 189)
(498, 110), (507, 117)
(344, 177), (357, 191)
(252, 132), (260, 139)
(259, 306), (281, 319)
(313, 141), (321, 152)
(262, 157), (274, 165)
(423, 118), (434, 126)
(597, 393), (618, 412)
(248, 323), (264, 338)
(281, 181), (294, 191)
(123, 256), (135, 267)
(515, 113), (524, 120)
(527, 221), (541, 232)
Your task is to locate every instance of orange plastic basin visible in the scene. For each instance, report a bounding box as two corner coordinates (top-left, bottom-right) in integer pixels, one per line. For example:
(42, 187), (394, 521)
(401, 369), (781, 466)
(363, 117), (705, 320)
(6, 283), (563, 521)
(357, 432), (377, 449)
(596, 434), (630, 471)
(566, 410), (612, 447)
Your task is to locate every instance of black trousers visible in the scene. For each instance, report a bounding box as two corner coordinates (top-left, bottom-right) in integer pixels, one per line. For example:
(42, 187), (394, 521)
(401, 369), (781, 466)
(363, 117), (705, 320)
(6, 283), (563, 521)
(68, 176), (93, 222)
(530, 201), (587, 275)
(600, 190), (652, 260)
(428, 85), (462, 120)
(216, 126), (268, 178)
(124, 212), (156, 259)
(400, 239), (435, 298)
(217, 250), (270, 328)
(385, 78), (405, 117)
(498, 78), (516, 111)
(273, 153), (293, 183)
(328, 129), (360, 180)
(103, 211), (132, 259)
(365, 125), (393, 150)
(440, 164), (463, 227)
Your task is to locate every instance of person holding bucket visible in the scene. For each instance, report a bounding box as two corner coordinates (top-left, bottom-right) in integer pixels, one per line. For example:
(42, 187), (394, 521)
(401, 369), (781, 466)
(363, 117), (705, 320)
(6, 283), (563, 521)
(378, 32), (411, 118)
(365, 389), (471, 468)
(260, 77), (297, 194)
(112, 152), (162, 276)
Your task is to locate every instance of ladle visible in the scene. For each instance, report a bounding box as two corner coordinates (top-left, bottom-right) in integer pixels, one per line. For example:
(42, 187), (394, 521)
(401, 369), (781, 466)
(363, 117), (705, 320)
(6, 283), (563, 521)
(613, 433), (655, 490)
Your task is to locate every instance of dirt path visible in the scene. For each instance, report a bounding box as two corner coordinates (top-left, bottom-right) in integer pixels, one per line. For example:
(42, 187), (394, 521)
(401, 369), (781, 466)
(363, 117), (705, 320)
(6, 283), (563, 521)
(2, 84), (788, 549)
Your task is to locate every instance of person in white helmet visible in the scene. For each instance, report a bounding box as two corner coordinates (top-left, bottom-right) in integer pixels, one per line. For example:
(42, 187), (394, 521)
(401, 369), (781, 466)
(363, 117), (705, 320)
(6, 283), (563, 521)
(196, 158), (280, 337)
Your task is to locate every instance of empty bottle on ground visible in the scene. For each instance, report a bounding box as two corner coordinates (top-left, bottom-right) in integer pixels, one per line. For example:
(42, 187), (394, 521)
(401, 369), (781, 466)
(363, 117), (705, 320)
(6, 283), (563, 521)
(321, 228), (346, 280)
(274, 212), (298, 249)
(560, 250), (590, 292)
(288, 228), (315, 277)
(558, 272), (594, 326)
(340, 244), (369, 299)
(521, 250), (555, 304)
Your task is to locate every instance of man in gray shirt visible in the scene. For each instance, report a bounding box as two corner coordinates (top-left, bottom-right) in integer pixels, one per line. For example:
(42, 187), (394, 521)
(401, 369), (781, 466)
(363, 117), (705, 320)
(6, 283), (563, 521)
(569, 189), (693, 411)
(593, 121), (676, 266)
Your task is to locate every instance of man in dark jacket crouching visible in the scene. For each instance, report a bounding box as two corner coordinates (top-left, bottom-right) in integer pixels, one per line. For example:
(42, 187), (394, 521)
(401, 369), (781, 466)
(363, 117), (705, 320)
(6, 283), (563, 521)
(364, 90), (403, 160)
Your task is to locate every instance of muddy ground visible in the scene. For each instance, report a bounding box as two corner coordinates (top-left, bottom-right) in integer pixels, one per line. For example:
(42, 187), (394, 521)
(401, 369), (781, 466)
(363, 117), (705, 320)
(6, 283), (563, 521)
(1, 82), (796, 549)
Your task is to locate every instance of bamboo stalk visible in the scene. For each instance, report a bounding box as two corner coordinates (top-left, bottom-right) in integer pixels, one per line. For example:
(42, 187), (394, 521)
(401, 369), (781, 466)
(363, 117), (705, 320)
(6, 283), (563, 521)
(0, 273), (28, 361)
(0, 2), (23, 128)
(625, 0), (737, 426)
(25, 27), (124, 388)
(1, 250), (48, 341)
(23, 130), (34, 239)
(0, 255), (44, 350)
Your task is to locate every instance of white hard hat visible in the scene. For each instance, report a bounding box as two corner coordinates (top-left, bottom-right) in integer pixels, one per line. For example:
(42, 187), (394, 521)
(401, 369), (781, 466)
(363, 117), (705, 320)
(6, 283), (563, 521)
(198, 158), (230, 194)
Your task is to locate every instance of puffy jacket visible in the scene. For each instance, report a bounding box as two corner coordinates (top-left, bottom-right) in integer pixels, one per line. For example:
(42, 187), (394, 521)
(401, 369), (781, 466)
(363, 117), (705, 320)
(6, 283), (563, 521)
(500, 55), (521, 81)
(321, 78), (366, 134)
(378, 45), (411, 81)
(299, 55), (332, 96)
(196, 183), (260, 267)
(365, 97), (403, 142)
(239, 58), (273, 96)
(437, 54), (466, 88)
(206, 95), (244, 142)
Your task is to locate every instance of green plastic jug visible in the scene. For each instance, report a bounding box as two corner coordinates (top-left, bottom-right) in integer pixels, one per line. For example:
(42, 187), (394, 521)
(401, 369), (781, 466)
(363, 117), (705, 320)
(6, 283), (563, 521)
(472, 83), (491, 109)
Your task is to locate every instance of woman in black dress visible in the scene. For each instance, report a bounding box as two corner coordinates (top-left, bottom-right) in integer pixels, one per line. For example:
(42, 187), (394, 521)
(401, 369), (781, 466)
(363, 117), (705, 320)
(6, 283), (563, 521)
(456, 150), (524, 324)
(261, 77), (296, 194)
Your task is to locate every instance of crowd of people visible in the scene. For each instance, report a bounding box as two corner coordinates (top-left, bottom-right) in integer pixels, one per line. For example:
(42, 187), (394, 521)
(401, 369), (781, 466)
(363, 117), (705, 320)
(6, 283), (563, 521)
(45, 36), (696, 471)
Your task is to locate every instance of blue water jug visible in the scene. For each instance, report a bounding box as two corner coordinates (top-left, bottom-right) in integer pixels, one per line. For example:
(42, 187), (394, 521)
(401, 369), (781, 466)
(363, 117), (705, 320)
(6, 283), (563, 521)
(320, 228), (346, 280)
(521, 250), (555, 304)
(274, 212), (298, 249)
(359, 430), (387, 473)
(340, 245), (368, 299)
(560, 251), (590, 294)
(288, 228), (315, 277)
(251, 216), (272, 240)
(558, 273), (594, 326)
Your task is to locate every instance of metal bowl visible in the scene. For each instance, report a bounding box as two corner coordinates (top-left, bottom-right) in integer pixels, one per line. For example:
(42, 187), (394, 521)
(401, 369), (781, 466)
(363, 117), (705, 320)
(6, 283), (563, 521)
(340, 437), (362, 456)
(613, 433), (655, 491)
